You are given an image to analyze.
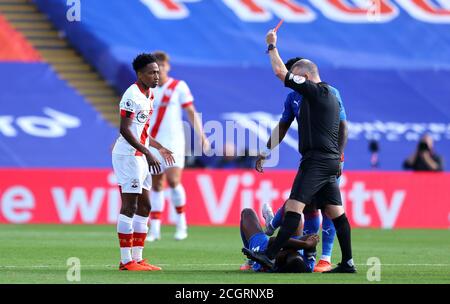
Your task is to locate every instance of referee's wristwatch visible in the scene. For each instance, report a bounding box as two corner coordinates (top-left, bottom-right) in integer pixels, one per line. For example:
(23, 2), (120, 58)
(266, 44), (276, 53)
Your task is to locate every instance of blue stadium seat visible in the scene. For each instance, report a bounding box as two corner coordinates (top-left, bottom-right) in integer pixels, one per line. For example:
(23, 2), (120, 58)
(31, 0), (450, 170)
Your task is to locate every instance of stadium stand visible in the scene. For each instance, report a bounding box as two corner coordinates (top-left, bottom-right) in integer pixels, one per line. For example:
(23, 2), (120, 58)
(32, 0), (450, 170)
(0, 0), (448, 170)
(0, 14), (40, 61)
(0, 6), (117, 167)
(0, 0), (122, 126)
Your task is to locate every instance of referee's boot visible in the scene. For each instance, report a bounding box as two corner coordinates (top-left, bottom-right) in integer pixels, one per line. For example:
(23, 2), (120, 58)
(241, 248), (275, 270)
(323, 262), (357, 274)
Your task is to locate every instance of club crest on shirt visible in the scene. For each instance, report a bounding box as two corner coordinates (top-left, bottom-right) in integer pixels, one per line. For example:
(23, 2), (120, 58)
(131, 179), (139, 188)
(136, 110), (150, 123)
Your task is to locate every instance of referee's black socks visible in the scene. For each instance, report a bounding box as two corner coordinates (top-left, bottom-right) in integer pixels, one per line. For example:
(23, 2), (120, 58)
(265, 211), (301, 259)
(332, 213), (354, 267)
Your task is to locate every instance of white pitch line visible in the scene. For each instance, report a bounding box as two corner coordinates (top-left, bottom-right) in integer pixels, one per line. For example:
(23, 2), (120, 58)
(1, 263), (450, 269)
(356, 263), (450, 266)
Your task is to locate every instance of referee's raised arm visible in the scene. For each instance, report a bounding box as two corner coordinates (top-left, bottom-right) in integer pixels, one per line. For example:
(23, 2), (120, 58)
(266, 30), (322, 99)
(265, 29), (288, 82)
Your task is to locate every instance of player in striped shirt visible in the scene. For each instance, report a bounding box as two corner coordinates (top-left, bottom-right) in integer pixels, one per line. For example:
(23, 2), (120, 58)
(112, 53), (175, 271)
(146, 51), (209, 242)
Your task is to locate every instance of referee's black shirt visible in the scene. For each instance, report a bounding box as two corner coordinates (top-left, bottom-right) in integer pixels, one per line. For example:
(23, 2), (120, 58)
(284, 72), (340, 160)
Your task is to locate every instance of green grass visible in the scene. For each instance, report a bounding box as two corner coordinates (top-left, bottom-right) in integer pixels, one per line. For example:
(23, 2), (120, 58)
(0, 225), (449, 284)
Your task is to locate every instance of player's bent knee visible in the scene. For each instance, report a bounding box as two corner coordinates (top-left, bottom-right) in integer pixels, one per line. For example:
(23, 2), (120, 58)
(151, 175), (164, 191)
(137, 201), (151, 216)
(120, 204), (138, 218)
(119, 193), (139, 216)
(136, 206), (150, 217)
(167, 179), (180, 188)
(323, 204), (345, 219)
(166, 172), (181, 188)
(241, 208), (253, 216)
(241, 208), (256, 220)
(152, 185), (164, 192)
(285, 199), (305, 213)
(151, 181), (164, 192)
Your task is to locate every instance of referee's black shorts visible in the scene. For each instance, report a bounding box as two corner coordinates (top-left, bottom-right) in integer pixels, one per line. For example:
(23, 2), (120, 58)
(289, 158), (342, 207)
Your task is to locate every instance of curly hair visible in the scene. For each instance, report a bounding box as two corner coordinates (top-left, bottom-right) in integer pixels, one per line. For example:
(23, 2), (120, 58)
(132, 53), (157, 73)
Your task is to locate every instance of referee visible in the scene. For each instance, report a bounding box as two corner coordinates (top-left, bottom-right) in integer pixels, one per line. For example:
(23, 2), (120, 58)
(243, 29), (356, 273)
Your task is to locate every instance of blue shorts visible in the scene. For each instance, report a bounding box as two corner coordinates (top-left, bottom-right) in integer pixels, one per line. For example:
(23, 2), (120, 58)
(247, 232), (269, 272)
(248, 232), (269, 253)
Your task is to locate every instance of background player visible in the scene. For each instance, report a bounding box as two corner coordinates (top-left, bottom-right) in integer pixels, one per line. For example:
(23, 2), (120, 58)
(240, 208), (319, 273)
(112, 53), (175, 271)
(257, 57), (348, 272)
(147, 51), (210, 242)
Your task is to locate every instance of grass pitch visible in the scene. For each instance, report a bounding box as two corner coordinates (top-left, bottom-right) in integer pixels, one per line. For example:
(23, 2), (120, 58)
(0, 225), (449, 284)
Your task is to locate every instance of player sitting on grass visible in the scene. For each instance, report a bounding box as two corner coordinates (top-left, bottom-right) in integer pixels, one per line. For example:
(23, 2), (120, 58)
(240, 208), (319, 273)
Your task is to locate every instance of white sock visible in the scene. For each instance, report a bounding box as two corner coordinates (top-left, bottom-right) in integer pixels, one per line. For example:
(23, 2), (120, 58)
(170, 184), (187, 231)
(132, 215), (149, 262)
(151, 190), (165, 212)
(176, 212), (187, 232)
(149, 190), (164, 238)
(117, 214), (133, 264)
(321, 255), (331, 263)
(149, 219), (161, 239)
(120, 248), (132, 264)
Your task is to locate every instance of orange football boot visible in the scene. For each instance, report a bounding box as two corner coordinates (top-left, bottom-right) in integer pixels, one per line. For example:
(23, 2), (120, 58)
(240, 262), (252, 271)
(314, 259), (332, 272)
(119, 260), (151, 271)
(240, 259), (255, 271)
(137, 259), (162, 271)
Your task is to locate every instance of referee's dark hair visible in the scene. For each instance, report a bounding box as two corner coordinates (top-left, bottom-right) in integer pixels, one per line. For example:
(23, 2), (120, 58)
(285, 57), (303, 71)
(132, 53), (157, 73)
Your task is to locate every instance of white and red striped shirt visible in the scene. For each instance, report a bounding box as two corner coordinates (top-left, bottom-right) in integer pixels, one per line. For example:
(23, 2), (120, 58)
(112, 82), (154, 156)
(149, 77), (193, 155)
